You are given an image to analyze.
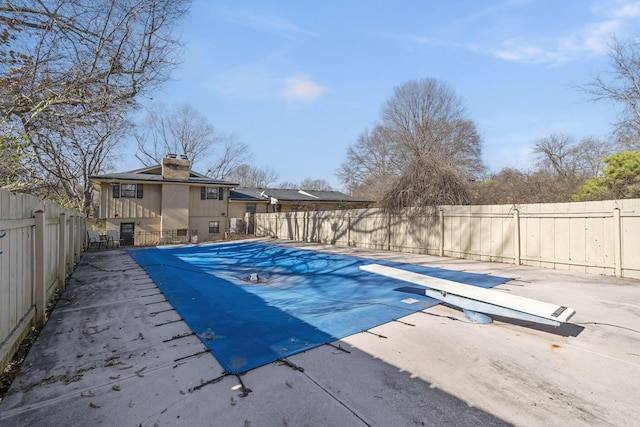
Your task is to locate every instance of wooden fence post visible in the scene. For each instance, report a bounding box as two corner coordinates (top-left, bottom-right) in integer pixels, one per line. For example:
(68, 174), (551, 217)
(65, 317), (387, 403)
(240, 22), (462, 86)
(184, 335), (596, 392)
(613, 208), (622, 277)
(439, 210), (445, 257)
(69, 215), (75, 267)
(58, 213), (66, 289)
(34, 210), (46, 327)
(347, 212), (351, 246)
(69, 215), (77, 264)
(387, 212), (391, 251)
(513, 209), (521, 266)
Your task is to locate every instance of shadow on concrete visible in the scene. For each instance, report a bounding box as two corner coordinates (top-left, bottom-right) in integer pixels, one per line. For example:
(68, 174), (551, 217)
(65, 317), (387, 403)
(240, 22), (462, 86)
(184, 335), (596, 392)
(439, 303), (585, 337)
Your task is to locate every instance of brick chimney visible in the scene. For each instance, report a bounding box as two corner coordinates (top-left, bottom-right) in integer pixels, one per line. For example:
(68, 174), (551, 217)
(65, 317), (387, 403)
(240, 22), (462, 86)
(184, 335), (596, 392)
(161, 154), (191, 180)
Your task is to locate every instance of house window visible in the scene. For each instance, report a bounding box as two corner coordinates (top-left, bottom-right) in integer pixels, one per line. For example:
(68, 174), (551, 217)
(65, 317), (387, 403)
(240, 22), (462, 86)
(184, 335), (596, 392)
(121, 184), (137, 198)
(177, 229), (187, 237)
(209, 221), (220, 234)
(206, 187), (219, 199)
(246, 203), (256, 213)
(201, 187), (224, 200)
(113, 183), (143, 199)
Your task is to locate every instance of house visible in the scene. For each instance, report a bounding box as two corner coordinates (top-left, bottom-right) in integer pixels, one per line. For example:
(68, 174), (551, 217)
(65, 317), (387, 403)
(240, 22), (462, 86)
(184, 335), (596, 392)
(89, 155), (238, 245)
(90, 156), (374, 245)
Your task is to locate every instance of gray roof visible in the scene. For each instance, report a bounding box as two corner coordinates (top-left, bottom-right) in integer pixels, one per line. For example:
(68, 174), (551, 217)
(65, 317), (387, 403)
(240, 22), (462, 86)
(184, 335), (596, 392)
(89, 165), (238, 187)
(90, 166), (369, 202)
(229, 187), (373, 204)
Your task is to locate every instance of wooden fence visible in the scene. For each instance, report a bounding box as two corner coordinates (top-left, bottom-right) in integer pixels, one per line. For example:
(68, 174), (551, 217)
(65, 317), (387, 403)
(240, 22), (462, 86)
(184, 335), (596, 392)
(0, 188), (86, 370)
(255, 199), (640, 280)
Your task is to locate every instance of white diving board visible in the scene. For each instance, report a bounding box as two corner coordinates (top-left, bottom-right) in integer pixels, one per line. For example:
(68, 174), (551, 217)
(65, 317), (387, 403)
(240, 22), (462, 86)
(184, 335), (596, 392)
(360, 264), (576, 327)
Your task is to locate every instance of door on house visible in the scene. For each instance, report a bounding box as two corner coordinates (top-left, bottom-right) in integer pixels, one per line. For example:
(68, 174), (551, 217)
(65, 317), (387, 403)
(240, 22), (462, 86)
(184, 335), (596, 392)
(120, 222), (135, 246)
(247, 213), (255, 234)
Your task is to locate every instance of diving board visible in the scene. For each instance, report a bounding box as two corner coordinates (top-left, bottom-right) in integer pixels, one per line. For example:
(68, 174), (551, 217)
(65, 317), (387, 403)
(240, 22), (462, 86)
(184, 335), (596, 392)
(360, 264), (576, 327)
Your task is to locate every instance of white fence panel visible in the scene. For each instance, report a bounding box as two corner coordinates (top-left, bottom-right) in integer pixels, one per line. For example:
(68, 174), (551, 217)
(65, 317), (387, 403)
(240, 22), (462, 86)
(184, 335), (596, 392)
(0, 188), (86, 370)
(254, 199), (640, 280)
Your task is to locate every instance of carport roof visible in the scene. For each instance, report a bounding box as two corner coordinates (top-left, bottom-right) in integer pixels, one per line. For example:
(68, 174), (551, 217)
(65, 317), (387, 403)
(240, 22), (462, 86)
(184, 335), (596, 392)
(230, 187), (373, 203)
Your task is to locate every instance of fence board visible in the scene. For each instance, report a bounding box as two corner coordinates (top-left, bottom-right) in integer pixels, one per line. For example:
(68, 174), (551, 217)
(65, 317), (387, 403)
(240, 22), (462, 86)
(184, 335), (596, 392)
(0, 188), (86, 370)
(622, 213), (640, 273)
(0, 228), (9, 339)
(255, 199), (640, 280)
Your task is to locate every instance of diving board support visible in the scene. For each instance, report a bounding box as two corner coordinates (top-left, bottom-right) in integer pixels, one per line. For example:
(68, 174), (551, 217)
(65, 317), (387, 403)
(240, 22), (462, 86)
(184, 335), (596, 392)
(359, 264), (576, 327)
(462, 309), (492, 324)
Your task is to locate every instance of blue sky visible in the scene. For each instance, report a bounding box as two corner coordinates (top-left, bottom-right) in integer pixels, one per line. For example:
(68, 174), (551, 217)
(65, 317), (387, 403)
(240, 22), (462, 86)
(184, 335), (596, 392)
(125, 0), (640, 189)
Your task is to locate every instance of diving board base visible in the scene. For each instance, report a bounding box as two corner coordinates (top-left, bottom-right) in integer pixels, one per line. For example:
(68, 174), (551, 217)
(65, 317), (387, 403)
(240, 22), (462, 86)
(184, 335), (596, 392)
(463, 309), (493, 324)
(360, 264), (576, 328)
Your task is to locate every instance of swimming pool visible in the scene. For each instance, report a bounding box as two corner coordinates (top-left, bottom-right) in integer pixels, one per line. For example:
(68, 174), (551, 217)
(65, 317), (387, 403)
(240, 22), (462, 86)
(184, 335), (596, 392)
(130, 241), (510, 374)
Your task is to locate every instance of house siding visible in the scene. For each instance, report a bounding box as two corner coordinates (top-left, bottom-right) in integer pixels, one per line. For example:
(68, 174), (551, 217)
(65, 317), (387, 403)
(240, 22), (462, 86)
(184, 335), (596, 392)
(161, 183), (190, 231)
(228, 202), (269, 219)
(189, 187), (228, 217)
(100, 182), (162, 219)
(189, 187), (229, 240)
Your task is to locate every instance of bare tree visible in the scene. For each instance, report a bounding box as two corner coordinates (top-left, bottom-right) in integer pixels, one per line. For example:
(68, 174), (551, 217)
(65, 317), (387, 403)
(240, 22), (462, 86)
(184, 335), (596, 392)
(0, 123), (36, 192)
(533, 133), (612, 179)
(472, 133), (612, 205)
(299, 178), (334, 191)
(533, 133), (578, 178)
(135, 104), (220, 167)
(204, 134), (251, 180)
(226, 164), (278, 188)
(277, 181), (299, 189)
(0, 0), (190, 209)
(380, 79), (484, 175)
(615, 125), (640, 151)
(582, 35), (640, 140)
(338, 78), (484, 208)
(34, 110), (130, 214)
(381, 155), (470, 212)
(135, 104), (251, 178)
(574, 137), (613, 177)
(0, 0), (189, 123)
(336, 124), (401, 200)
(471, 168), (582, 205)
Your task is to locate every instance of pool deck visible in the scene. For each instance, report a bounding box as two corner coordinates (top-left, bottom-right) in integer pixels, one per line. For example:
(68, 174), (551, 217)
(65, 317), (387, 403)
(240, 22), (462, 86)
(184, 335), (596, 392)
(1, 238), (639, 426)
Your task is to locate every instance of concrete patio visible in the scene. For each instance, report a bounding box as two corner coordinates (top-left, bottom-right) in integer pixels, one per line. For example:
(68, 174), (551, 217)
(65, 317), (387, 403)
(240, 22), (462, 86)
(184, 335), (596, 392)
(1, 239), (639, 426)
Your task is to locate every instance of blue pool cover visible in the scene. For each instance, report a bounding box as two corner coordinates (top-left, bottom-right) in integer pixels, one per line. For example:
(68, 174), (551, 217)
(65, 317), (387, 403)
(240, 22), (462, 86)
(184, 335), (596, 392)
(129, 241), (510, 374)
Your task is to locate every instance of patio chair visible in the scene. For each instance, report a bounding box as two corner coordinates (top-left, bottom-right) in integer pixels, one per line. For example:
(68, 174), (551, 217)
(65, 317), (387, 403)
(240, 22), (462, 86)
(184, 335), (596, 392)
(87, 230), (107, 249)
(106, 230), (124, 248)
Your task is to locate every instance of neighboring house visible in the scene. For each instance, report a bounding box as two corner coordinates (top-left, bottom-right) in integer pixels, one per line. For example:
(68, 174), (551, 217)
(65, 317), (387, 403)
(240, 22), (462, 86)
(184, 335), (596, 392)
(89, 155), (238, 245)
(90, 155), (374, 245)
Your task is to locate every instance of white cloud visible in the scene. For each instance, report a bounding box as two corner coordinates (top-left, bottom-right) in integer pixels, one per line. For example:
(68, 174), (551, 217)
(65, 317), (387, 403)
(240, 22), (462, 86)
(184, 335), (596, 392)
(406, 0), (640, 66)
(492, 39), (566, 64)
(489, 0), (640, 65)
(282, 75), (326, 102)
